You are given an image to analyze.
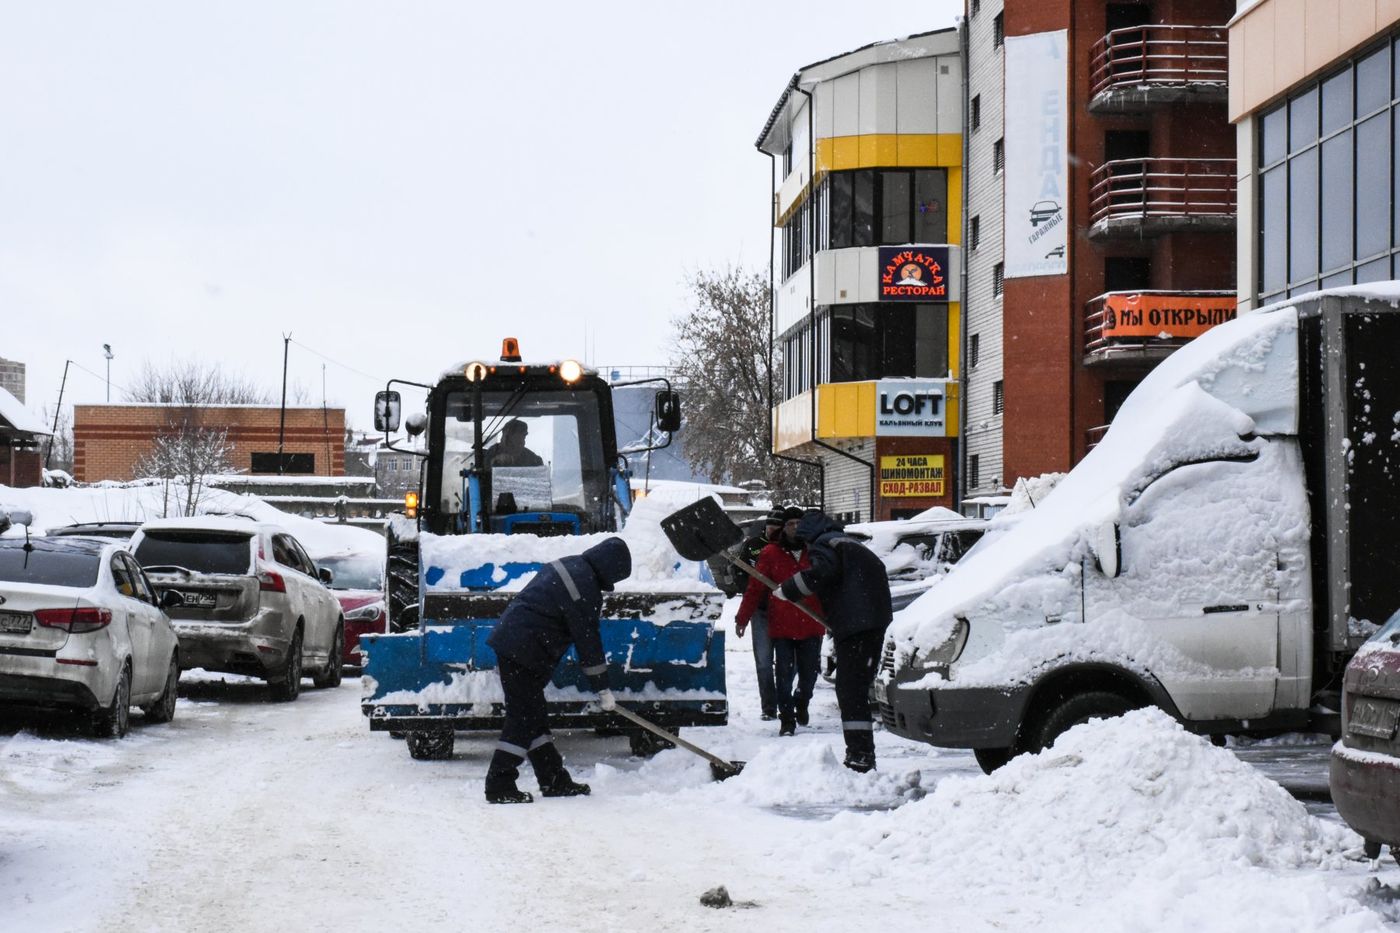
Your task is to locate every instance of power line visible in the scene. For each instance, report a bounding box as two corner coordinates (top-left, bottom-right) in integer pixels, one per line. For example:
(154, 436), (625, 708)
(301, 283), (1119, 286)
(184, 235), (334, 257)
(289, 338), (386, 386)
(67, 360), (131, 397)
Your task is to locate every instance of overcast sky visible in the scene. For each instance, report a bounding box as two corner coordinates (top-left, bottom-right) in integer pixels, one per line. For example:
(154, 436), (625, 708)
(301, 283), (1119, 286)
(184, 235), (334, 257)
(2, 2), (961, 430)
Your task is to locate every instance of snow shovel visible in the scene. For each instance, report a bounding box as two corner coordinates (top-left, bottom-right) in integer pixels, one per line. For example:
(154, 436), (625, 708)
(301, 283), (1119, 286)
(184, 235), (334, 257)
(661, 497), (830, 633)
(608, 704), (745, 781)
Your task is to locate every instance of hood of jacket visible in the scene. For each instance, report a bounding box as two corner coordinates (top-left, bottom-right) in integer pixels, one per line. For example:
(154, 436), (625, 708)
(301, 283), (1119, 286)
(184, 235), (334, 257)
(581, 537), (632, 590)
(795, 510), (842, 544)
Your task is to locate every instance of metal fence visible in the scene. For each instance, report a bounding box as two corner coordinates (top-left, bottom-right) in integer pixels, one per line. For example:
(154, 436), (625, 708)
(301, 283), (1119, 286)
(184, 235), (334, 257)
(1089, 24), (1228, 99)
(1089, 158), (1236, 229)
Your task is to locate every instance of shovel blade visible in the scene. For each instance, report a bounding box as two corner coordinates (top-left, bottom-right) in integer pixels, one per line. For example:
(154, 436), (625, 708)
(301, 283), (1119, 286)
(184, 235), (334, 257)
(710, 760), (745, 781)
(661, 496), (745, 562)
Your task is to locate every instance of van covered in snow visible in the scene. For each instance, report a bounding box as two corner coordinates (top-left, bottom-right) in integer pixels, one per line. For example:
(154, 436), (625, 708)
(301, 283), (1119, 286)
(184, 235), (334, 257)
(878, 291), (1400, 772)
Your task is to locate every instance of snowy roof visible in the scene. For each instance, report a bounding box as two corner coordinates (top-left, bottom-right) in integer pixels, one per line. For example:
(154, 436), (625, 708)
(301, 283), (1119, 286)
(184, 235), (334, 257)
(0, 386), (50, 437)
(137, 515), (266, 534)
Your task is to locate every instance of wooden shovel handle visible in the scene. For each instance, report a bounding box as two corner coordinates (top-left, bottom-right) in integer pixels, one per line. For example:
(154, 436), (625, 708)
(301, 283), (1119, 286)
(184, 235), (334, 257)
(724, 555), (830, 633)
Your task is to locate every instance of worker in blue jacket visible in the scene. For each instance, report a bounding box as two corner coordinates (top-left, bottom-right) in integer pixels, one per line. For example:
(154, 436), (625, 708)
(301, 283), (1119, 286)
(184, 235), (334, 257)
(483, 537), (632, 804)
(775, 510), (892, 772)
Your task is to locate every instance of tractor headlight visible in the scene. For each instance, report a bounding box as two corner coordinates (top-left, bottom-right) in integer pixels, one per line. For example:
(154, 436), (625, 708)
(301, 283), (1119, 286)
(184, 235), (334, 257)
(559, 359), (584, 383)
(464, 361), (488, 382)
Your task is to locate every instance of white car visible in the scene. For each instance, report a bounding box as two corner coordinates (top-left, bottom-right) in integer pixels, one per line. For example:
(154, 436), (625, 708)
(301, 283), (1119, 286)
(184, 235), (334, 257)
(130, 516), (344, 701)
(0, 530), (181, 737)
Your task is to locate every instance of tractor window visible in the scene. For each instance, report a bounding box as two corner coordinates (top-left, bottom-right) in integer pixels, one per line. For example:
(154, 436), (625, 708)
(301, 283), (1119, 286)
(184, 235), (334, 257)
(440, 389), (609, 528)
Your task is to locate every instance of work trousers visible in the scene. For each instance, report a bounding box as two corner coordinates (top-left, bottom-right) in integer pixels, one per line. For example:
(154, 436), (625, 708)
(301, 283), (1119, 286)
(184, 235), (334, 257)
(833, 629), (885, 755)
(492, 656), (555, 768)
(773, 635), (821, 719)
(749, 609), (777, 716)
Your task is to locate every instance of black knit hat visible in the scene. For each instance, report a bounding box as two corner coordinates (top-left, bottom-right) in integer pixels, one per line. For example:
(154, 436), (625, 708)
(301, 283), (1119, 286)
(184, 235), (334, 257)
(766, 507), (785, 525)
(781, 505), (804, 523)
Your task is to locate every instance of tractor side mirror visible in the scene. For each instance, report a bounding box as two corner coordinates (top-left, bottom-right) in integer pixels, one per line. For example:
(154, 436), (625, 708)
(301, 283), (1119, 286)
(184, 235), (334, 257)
(375, 391), (402, 433)
(404, 412), (427, 437)
(654, 390), (682, 433)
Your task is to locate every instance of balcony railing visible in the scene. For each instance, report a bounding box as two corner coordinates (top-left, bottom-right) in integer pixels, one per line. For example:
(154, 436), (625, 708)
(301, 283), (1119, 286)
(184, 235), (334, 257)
(1088, 25), (1228, 111)
(1088, 158), (1236, 239)
(1085, 425), (1110, 452)
(1084, 289), (1237, 361)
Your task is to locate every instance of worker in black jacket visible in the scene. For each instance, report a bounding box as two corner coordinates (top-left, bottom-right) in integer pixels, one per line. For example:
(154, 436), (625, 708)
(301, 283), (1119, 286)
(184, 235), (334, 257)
(483, 537), (632, 804)
(775, 510), (892, 772)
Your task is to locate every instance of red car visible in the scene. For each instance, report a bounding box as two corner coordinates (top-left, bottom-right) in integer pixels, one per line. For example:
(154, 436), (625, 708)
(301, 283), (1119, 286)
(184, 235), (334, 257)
(316, 553), (386, 670)
(1330, 609), (1400, 865)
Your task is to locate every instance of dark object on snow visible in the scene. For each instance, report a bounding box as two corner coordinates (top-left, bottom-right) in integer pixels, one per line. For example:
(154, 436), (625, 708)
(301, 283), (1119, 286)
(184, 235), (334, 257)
(608, 703), (745, 781)
(700, 887), (732, 909)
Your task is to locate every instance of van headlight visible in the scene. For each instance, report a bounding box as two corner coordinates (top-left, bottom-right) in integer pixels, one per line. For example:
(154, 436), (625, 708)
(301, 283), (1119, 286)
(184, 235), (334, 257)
(918, 616), (969, 669)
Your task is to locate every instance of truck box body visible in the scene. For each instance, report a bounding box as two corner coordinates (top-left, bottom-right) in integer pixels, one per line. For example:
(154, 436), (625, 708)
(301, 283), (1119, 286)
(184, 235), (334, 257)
(879, 292), (1400, 757)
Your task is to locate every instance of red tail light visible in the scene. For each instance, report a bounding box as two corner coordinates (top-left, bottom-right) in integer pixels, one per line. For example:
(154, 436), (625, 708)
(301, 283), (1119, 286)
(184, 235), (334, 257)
(257, 564), (286, 593)
(35, 607), (113, 633)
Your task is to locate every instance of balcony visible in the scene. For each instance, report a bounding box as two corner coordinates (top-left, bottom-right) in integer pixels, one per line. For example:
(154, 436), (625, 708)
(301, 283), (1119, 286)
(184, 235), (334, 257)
(1088, 159), (1235, 240)
(1084, 290), (1236, 366)
(1088, 25), (1228, 113)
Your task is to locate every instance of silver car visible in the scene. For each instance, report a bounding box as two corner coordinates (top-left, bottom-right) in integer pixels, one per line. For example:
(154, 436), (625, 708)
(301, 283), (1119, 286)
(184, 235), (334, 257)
(130, 517), (344, 701)
(0, 533), (181, 737)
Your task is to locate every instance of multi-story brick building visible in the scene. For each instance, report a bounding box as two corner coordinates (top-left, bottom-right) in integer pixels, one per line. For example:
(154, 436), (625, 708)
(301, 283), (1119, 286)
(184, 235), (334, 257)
(73, 404), (346, 483)
(966, 0), (1237, 489)
(0, 358), (25, 405)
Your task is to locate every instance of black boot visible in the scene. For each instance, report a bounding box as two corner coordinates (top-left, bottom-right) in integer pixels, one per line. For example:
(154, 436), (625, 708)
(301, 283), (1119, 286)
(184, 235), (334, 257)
(485, 749), (534, 804)
(842, 727), (876, 773)
(779, 716), (796, 737)
(529, 741), (591, 798)
(795, 701), (809, 727)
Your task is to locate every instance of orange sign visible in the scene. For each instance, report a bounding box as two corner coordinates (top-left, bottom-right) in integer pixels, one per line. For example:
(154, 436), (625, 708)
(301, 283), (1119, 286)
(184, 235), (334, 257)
(1102, 294), (1237, 339)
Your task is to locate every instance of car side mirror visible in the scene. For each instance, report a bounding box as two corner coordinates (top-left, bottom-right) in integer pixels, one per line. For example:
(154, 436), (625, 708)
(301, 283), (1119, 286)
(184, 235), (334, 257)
(318, 567), (334, 586)
(375, 390), (402, 433)
(654, 390), (682, 433)
(1090, 521), (1121, 579)
(404, 412), (427, 437)
(160, 589), (185, 610)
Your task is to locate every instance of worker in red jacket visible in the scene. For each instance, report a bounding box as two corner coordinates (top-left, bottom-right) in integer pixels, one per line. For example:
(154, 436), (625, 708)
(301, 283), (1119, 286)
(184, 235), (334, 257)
(735, 506), (825, 735)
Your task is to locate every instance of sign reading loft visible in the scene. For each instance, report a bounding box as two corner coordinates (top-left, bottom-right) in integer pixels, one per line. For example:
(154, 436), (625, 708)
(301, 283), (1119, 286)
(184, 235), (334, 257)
(757, 27), (963, 523)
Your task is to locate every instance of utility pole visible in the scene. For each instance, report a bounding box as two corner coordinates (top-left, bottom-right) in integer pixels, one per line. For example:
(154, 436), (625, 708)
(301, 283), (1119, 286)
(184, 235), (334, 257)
(277, 333), (290, 475)
(46, 360), (70, 469)
(102, 344), (113, 402)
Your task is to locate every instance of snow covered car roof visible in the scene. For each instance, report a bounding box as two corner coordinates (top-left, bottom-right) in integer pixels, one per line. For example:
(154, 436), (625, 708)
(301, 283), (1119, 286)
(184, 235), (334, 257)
(136, 515), (273, 535)
(845, 507), (988, 558)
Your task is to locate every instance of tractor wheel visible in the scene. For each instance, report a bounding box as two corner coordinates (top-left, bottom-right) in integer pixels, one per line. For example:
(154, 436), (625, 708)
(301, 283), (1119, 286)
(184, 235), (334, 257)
(406, 730), (455, 760)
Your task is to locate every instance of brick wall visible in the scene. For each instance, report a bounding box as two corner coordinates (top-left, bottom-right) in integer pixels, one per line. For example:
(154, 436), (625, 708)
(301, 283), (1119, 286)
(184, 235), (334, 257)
(73, 405), (346, 483)
(0, 444), (42, 487)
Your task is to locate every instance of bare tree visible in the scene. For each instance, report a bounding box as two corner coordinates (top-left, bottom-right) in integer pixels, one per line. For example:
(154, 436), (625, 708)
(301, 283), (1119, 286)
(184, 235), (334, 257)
(126, 359), (271, 406)
(670, 266), (818, 502)
(40, 404), (74, 474)
(133, 426), (234, 517)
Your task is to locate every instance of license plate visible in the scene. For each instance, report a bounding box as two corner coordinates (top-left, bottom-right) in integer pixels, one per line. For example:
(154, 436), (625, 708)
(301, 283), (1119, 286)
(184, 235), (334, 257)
(180, 591), (217, 608)
(1350, 697), (1400, 740)
(0, 610), (32, 634)
(873, 678), (889, 705)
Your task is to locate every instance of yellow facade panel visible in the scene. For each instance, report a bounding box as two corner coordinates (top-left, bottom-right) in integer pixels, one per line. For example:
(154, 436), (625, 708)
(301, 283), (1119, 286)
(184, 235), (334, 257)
(896, 135), (938, 165)
(817, 382), (876, 438)
(947, 302), (961, 380)
(935, 133), (962, 166)
(832, 136), (861, 170)
(943, 381), (961, 437)
(945, 167), (962, 244)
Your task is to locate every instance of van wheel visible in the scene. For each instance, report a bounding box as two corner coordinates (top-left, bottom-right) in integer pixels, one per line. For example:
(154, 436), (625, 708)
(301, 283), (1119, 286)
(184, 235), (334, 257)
(312, 623), (344, 689)
(406, 730), (454, 760)
(91, 665), (131, 739)
(628, 729), (675, 757)
(268, 629), (303, 702)
(973, 747), (1013, 774)
(1025, 691), (1138, 754)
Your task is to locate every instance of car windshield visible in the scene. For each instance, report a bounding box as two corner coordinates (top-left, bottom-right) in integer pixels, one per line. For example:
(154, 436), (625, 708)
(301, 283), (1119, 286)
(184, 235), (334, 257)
(0, 543), (101, 587)
(134, 531), (253, 575)
(1370, 609), (1400, 644)
(319, 555), (384, 591)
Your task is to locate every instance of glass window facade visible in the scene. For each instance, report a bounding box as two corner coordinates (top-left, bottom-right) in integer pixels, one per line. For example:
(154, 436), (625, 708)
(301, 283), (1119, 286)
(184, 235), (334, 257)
(1258, 37), (1400, 303)
(779, 303), (949, 400)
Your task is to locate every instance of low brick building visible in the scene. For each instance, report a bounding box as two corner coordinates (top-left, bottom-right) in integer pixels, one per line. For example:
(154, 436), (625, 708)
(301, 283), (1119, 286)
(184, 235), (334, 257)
(73, 404), (346, 483)
(0, 385), (48, 487)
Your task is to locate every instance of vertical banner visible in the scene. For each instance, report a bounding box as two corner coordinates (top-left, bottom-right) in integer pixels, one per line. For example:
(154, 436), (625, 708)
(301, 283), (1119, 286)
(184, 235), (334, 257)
(1004, 30), (1067, 278)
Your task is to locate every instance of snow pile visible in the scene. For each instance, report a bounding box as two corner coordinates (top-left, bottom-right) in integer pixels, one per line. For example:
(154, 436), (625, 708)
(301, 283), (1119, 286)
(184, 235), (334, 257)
(796, 709), (1377, 932)
(419, 483), (716, 593)
(0, 482), (383, 561)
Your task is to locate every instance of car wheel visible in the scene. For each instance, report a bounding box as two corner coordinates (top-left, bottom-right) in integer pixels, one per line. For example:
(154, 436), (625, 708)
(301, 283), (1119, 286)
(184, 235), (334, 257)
(973, 747), (1013, 774)
(91, 664), (132, 739)
(142, 656), (180, 724)
(268, 628), (303, 702)
(1025, 691), (1138, 755)
(312, 622), (344, 689)
(406, 730), (454, 760)
(628, 729), (675, 757)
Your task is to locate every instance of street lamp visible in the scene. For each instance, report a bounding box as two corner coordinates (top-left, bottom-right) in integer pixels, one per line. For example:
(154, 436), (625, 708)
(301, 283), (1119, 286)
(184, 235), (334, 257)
(102, 344), (113, 402)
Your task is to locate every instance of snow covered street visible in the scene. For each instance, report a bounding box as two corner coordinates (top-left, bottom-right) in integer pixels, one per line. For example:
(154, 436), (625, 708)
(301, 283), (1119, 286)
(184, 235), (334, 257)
(1, 620), (1397, 933)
